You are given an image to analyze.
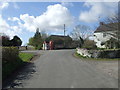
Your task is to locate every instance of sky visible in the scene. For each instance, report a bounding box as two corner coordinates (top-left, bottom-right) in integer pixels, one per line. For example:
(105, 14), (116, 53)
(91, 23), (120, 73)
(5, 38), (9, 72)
(0, 1), (118, 45)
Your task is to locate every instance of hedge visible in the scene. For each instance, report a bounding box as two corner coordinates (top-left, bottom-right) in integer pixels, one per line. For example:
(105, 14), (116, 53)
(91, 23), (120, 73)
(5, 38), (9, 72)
(2, 47), (23, 79)
(2, 47), (19, 64)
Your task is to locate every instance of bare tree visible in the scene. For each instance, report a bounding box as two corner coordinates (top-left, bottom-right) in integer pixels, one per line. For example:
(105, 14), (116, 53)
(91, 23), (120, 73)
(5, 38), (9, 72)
(71, 25), (93, 40)
(70, 25), (93, 47)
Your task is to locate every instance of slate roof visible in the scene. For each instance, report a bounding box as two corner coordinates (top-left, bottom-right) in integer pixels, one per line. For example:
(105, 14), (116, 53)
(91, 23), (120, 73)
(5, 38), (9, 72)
(50, 35), (71, 39)
(94, 22), (118, 33)
(45, 35), (72, 43)
(50, 35), (71, 38)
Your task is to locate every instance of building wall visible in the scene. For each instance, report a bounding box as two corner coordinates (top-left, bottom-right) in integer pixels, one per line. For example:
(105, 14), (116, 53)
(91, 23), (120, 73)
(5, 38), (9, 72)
(94, 31), (116, 48)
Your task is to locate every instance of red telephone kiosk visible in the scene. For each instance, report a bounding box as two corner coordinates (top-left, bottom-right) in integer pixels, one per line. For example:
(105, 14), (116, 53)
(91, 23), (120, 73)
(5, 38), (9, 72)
(49, 41), (53, 50)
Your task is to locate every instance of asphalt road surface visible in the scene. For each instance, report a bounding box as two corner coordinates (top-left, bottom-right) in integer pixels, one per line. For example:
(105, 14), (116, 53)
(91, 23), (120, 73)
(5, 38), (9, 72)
(4, 49), (118, 88)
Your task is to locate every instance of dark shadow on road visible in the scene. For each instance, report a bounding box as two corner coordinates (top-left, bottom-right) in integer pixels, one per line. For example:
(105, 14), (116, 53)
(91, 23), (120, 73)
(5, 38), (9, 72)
(3, 62), (36, 88)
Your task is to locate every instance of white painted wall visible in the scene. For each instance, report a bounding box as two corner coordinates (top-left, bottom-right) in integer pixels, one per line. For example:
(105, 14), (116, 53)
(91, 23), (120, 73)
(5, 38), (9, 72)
(94, 31), (116, 48)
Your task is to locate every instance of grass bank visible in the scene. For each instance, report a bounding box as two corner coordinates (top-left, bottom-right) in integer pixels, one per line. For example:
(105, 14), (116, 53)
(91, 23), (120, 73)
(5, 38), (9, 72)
(19, 52), (34, 62)
(3, 52), (34, 80)
(75, 52), (119, 61)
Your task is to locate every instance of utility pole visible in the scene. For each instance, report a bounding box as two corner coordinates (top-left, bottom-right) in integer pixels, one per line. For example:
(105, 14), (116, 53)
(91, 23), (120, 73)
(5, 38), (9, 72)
(64, 24), (65, 36)
(64, 24), (66, 48)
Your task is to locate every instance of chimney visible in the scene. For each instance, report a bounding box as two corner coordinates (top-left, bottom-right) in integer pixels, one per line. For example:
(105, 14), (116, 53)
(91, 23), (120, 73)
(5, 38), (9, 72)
(100, 22), (104, 25)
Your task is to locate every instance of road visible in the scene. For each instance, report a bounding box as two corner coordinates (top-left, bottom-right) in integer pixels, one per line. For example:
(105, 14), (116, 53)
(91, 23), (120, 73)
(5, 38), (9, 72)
(4, 49), (118, 88)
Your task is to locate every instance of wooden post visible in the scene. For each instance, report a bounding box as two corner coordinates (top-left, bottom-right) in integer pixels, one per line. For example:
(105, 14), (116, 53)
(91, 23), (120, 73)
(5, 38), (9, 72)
(64, 24), (65, 48)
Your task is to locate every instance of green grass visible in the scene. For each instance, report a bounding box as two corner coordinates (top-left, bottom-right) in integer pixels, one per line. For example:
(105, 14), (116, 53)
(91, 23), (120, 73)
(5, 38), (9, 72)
(3, 52), (34, 80)
(19, 52), (34, 62)
(75, 52), (120, 61)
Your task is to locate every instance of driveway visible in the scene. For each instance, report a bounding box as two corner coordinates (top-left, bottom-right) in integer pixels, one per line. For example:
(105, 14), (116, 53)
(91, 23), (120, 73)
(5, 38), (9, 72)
(4, 49), (118, 88)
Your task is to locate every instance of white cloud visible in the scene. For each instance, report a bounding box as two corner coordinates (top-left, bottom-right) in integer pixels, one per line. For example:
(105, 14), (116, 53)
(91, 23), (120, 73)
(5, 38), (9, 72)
(8, 17), (20, 22)
(79, 2), (118, 23)
(61, 2), (74, 7)
(1, 3), (73, 42)
(0, 15), (22, 39)
(20, 14), (36, 32)
(20, 4), (74, 33)
(0, 2), (9, 10)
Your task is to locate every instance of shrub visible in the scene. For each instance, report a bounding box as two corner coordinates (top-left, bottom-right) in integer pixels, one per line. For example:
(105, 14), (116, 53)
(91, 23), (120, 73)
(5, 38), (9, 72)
(36, 45), (42, 50)
(2, 47), (23, 79)
(2, 47), (34, 79)
(1, 35), (22, 46)
(1, 35), (11, 46)
(2, 47), (19, 65)
(82, 39), (97, 50)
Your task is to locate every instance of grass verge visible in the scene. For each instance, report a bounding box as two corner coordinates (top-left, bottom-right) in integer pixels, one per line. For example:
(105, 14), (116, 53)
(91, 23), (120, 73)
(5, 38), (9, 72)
(3, 52), (34, 80)
(19, 52), (34, 62)
(75, 52), (119, 61)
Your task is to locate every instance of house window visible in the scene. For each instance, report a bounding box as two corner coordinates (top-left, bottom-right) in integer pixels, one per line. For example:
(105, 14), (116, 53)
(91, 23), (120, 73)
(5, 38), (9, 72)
(103, 33), (106, 37)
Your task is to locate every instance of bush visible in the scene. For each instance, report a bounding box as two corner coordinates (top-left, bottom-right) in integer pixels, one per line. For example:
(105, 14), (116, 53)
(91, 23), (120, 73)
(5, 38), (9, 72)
(36, 45), (42, 50)
(2, 47), (23, 79)
(1, 36), (11, 46)
(2, 47), (34, 79)
(82, 39), (97, 50)
(1, 35), (22, 46)
(2, 47), (18, 63)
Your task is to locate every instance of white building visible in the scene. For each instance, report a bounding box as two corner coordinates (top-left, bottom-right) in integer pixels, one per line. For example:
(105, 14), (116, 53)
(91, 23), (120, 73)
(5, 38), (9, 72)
(94, 22), (118, 49)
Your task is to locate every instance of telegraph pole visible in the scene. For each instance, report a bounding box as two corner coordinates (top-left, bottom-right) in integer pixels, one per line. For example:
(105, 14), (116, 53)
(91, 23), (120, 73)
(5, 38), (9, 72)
(64, 24), (65, 36)
(64, 24), (66, 48)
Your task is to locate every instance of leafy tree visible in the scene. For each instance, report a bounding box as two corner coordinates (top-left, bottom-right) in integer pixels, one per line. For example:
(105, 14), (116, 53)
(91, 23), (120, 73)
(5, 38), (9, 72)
(28, 28), (43, 49)
(10, 35), (22, 46)
(28, 37), (34, 46)
(1, 35), (10, 46)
